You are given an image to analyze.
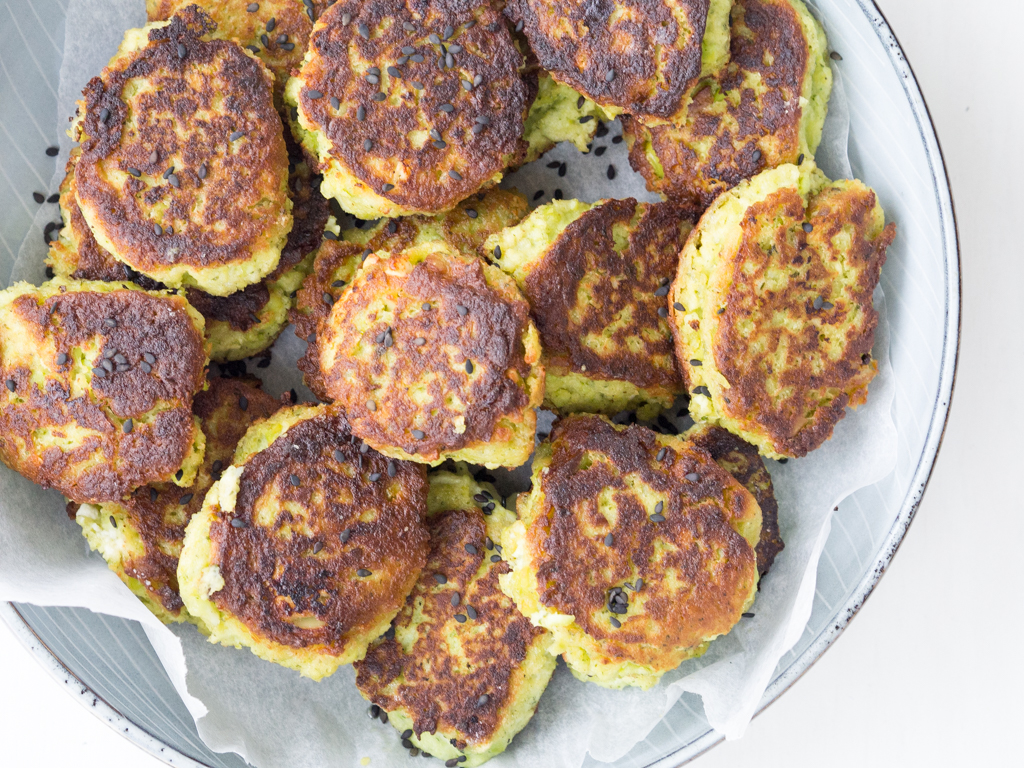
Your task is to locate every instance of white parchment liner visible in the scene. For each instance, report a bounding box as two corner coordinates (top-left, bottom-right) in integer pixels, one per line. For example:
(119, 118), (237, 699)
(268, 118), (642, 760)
(0, 1), (896, 765)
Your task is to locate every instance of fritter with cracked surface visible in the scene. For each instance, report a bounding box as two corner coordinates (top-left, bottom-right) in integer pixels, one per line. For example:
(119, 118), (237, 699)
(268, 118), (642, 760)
(49, 148), (328, 362)
(317, 242), (544, 469)
(485, 198), (698, 419)
(623, 0), (832, 209)
(286, 0), (529, 219)
(147, 0), (332, 105)
(178, 404), (430, 680)
(293, 189), (528, 400)
(499, 414), (761, 690)
(685, 423), (783, 578)
(73, 6), (293, 296)
(671, 162), (894, 458)
(72, 376), (278, 625)
(505, 0), (734, 122)
(0, 279), (209, 504)
(355, 465), (555, 767)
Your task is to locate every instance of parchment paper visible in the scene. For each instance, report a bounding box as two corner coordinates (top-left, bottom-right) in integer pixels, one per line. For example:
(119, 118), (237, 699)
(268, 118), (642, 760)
(0, 2), (896, 766)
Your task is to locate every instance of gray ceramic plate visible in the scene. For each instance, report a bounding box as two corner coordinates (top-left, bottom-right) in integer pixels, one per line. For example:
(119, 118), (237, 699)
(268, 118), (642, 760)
(0, 0), (958, 766)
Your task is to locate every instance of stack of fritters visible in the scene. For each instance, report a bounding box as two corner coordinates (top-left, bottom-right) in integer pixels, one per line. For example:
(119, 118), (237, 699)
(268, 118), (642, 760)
(0, 0), (903, 763)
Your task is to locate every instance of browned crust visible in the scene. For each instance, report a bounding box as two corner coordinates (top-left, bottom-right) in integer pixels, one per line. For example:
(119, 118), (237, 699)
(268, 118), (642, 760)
(528, 415), (757, 663)
(148, 0), (332, 102)
(292, 190), (528, 400)
(298, 0), (528, 212)
(700, 184), (894, 457)
(624, 0), (809, 208)
(686, 424), (783, 578)
(75, 7), (290, 276)
(355, 507), (545, 748)
(0, 288), (207, 503)
(186, 283), (271, 333)
(273, 139), (331, 279)
(318, 250), (534, 461)
(521, 199), (696, 392)
(506, 0), (709, 119)
(209, 409), (430, 651)
(66, 376), (278, 616)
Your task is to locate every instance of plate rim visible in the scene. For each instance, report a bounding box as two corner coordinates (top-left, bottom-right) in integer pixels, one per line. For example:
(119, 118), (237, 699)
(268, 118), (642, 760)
(0, 0), (961, 765)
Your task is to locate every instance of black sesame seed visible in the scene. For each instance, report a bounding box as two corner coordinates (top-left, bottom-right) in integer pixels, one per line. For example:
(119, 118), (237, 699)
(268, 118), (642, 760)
(448, 170), (462, 180)
(45, 146), (59, 157)
(606, 69), (616, 82)
(168, 173), (180, 188)
(411, 429), (425, 440)
(356, 105), (366, 121)
(557, 162), (567, 177)
(456, 304), (468, 316)
(282, 42), (294, 50)
(604, 533), (614, 546)
(446, 760), (459, 768)
(657, 306), (669, 318)
(403, 21), (416, 31)
(323, 230), (338, 240)
(56, 353), (68, 366)
(357, 568), (372, 577)
(797, 153), (805, 165)
(229, 130), (245, 141)
(692, 386), (711, 397)
(422, 302), (431, 311)
(366, 74), (379, 85)
(685, 472), (700, 483)
(329, 96), (341, 111)
(465, 360), (474, 374)
(5, 379), (15, 392)
(462, 79), (473, 91)
(445, 53), (454, 68)
(99, 107), (110, 123)
(179, 493), (193, 505)
(553, 188), (563, 199)
(594, 146), (607, 156)
(438, 103), (454, 113)
(610, 617), (621, 628)
(579, 115), (593, 124)
(674, 302), (685, 312)
(654, 285), (669, 297)
(358, 23), (370, 38)
(175, 469), (184, 481)
(387, 65), (401, 78)
(656, 448), (667, 461)
(288, 473), (301, 487)
(32, 192), (44, 204)
(239, 395), (249, 411)
(140, 361), (152, 373)
(177, 43), (187, 59)
(830, 51), (843, 61)
(368, 705), (380, 719)
(742, 612), (755, 618)
(246, 2), (258, 11)
(606, 164), (617, 180)
(307, 89), (323, 100)
(364, 138), (374, 151)
(340, 528), (352, 543)
(92, 367), (106, 378)
(101, 359), (114, 373)
(813, 296), (824, 310)
(822, 300), (834, 310)
(369, 472), (381, 482)
(752, 149), (762, 162)
(533, 190), (544, 200)
(433, 139), (447, 149)
(465, 543), (477, 555)
(230, 518), (246, 528)
(454, 614), (467, 624)
(450, 592), (461, 607)
(651, 514), (666, 523)
(382, 183), (395, 192)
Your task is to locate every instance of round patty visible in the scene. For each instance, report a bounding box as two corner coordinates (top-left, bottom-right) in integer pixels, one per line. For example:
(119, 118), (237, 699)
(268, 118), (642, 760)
(505, 0), (732, 121)
(293, 188), (528, 400)
(0, 279), (210, 504)
(178, 404), (430, 680)
(671, 162), (895, 458)
(355, 465), (555, 767)
(74, 6), (293, 296)
(317, 241), (544, 469)
(486, 197), (699, 418)
(623, 0), (832, 209)
(287, 0), (529, 219)
(72, 376), (279, 625)
(499, 414), (761, 690)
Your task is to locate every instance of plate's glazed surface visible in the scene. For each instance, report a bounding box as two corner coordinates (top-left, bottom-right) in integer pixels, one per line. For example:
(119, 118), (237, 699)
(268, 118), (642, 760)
(0, 0), (958, 766)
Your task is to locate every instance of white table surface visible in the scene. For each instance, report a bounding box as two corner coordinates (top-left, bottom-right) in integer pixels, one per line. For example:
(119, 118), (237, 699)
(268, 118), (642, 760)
(2, 0), (1021, 765)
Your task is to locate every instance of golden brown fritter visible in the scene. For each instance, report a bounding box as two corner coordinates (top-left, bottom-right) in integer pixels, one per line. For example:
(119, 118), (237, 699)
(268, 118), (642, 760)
(70, 376), (279, 623)
(672, 163), (894, 458)
(317, 242), (544, 468)
(147, 0), (332, 104)
(288, 0), (529, 218)
(623, 0), (832, 209)
(74, 6), (292, 296)
(293, 189), (528, 400)
(499, 414), (761, 689)
(355, 467), (554, 766)
(0, 280), (209, 504)
(178, 405), (431, 679)
(487, 198), (699, 417)
(685, 423), (783, 577)
(505, 0), (712, 120)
